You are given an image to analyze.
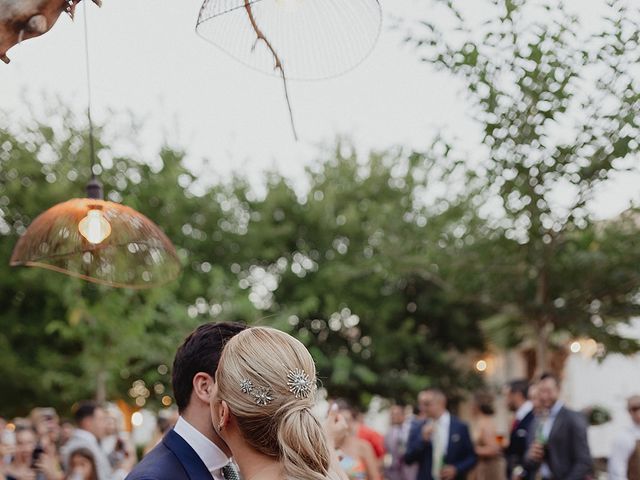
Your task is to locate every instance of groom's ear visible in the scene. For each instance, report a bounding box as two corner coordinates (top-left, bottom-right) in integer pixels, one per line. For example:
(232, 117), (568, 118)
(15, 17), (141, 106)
(192, 372), (214, 404)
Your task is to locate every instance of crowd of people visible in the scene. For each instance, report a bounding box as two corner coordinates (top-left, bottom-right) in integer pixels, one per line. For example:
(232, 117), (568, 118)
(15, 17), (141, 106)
(2, 322), (640, 480)
(0, 402), (138, 480)
(382, 375), (640, 480)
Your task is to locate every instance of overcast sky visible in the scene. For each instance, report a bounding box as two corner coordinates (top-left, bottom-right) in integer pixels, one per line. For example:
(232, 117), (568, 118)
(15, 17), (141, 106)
(1, 0), (638, 217)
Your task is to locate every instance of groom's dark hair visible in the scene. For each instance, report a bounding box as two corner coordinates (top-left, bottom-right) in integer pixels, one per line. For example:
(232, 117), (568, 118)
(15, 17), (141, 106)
(172, 321), (247, 412)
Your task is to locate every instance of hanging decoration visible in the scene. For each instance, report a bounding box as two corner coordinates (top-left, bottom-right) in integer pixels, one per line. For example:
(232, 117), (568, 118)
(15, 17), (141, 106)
(9, 2), (181, 289)
(0, 0), (102, 64)
(9, 188), (182, 289)
(196, 0), (382, 139)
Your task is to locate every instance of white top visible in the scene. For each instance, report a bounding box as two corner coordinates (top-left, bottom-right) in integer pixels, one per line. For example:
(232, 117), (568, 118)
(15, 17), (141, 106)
(62, 429), (113, 480)
(515, 401), (533, 422)
(608, 423), (640, 480)
(173, 416), (231, 480)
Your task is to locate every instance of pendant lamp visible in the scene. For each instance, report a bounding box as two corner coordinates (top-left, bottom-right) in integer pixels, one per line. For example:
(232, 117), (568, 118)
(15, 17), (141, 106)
(196, 0), (382, 80)
(9, 178), (181, 289)
(196, 0), (382, 139)
(9, 4), (181, 289)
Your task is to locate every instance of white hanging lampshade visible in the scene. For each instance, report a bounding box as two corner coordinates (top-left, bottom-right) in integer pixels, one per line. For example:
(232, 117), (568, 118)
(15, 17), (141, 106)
(196, 0), (382, 80)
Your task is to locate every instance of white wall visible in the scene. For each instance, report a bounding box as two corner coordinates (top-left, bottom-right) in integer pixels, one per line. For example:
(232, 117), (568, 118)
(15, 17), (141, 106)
(563, 319), (640, 458)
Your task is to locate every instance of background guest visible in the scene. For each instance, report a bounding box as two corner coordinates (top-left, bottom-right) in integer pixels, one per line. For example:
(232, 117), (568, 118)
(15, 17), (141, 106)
(334, 400), (381, 480)
(67, 449), (98, 480)
(30, 409), (60, 458)
(504, 380), (534, 479)
(101, 408), (135, 480)
(1, 423), (16, 477)
(354, 409), (385, 465)
(61, 402), (112, 480)
(5, 425), (37, 480)
(468, 390), (505, 480)
(58, 421), (74, 450)
(383, 404), (414, 480)
(405, 388), (476, 480)
(608, 394), (640, 480)
(522, 373), (592, 480)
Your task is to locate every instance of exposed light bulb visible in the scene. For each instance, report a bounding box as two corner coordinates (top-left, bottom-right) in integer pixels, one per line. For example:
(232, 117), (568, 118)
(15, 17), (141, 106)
(78, 209), (111, 244)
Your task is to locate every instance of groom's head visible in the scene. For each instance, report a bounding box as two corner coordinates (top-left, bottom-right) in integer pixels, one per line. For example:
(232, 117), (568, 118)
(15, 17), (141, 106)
(172, 322), (247, 413)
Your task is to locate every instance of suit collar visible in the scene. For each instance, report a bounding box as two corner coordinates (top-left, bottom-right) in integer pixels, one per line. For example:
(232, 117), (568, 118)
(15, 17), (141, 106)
(550, 400), (564, 417)
(173, 417), (229, 473)
(515, 401), (533, 421)
(547, 404), (567, 442)
(519, 409), (534, 426)
(163, 429), (214, 480)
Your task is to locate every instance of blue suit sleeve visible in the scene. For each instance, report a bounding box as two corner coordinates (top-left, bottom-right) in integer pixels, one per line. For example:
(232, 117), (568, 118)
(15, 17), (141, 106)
(404, 420), (429, 465)
(452, 423), (477, 475)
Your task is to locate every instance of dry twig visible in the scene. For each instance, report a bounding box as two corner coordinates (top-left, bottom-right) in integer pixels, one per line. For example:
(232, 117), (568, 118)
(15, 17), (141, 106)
(243, 0), (299, 140)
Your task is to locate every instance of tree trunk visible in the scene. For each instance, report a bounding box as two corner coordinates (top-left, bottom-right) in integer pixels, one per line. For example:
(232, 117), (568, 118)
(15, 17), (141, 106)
(534, 320), (552, 375)
(96, 369), (107, 404)
(534, 259), (551, 376)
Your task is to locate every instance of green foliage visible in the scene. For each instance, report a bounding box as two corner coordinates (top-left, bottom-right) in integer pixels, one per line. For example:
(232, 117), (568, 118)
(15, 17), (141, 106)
(0, 108), (484, 415)
(4, 0), (640, 415)
(408, 0), (640, 366)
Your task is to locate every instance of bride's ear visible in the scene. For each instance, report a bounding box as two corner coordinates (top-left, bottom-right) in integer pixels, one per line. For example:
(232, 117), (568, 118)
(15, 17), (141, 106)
(218, 400), (231, 430)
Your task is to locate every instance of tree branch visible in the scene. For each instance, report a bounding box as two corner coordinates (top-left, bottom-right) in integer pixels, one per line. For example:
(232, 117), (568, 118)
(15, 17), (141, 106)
(243, 0), (298, 141)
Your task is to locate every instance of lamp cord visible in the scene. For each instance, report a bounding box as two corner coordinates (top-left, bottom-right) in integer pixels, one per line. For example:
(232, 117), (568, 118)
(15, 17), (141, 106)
(81, 1), (103, 200)
(82, 2), (96, 178)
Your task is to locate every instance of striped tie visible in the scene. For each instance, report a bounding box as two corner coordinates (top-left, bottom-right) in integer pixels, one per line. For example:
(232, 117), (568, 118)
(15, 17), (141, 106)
(222, 463), (240, 480)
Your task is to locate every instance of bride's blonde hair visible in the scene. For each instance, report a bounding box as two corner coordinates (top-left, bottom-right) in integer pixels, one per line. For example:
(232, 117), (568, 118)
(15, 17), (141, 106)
(216, 327), (332, 480)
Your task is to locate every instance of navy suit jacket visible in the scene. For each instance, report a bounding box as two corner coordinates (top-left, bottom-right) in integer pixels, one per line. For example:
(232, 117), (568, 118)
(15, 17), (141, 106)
(125, 429), (212, 480)
(404, 415), (477, 480)
(505, 409), (535, 477)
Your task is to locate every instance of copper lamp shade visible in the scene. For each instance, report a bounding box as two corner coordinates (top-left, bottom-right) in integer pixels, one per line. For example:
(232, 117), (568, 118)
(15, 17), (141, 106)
(196, 0), (382, 80)
(10, 198), (181, 289)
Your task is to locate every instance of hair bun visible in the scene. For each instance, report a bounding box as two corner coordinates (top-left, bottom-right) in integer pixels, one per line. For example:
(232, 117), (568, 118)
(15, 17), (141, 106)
(216, 327), (332, 479)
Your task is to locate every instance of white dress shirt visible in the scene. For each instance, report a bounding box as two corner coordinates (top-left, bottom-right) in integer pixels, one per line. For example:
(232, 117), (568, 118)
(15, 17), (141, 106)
(173, 416), (231, 480)
(436, 412), (451, 454)
(515, 401), (533, 422)
(540, 400), (563, 478)
(608, 423), (640, 480)
(431, 411), (451, 479)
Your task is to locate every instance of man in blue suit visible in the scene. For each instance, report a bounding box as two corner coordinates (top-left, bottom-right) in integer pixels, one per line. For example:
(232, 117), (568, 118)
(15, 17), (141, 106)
(404, 389), (476, 480)
(504, 379), (535, 479)
(126, 322), (246, 480)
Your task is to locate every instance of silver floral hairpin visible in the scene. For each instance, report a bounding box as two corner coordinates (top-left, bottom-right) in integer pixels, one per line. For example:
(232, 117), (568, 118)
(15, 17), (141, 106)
(252, 386), (274, 406)
(287, 368), (314, 399)
(239, 378), (274, 406)
(240, 379), (254, 394)
(238, 369), (313, 406)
